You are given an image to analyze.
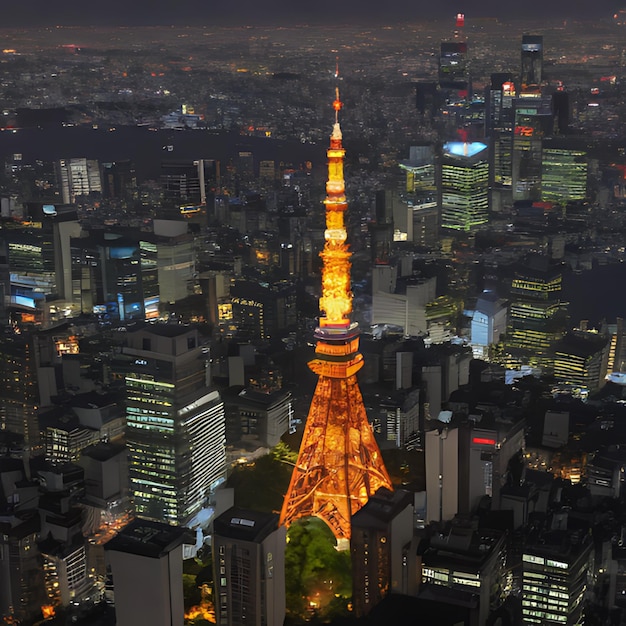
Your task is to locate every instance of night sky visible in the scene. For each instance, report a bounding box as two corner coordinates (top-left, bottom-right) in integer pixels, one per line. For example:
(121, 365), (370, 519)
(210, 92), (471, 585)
(2, 0), (622, 27)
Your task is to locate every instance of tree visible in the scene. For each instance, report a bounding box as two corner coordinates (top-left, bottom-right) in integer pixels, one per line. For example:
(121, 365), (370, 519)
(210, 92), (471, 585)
(284, 518), (352, 622)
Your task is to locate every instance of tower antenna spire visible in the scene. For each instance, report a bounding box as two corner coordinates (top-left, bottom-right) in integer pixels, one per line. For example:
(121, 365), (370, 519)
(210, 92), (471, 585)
(333, 86), (342, 125)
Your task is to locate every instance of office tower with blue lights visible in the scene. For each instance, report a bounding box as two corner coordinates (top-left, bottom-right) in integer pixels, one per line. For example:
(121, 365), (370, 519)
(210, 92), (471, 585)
(440, 141), (489, 232)
(122, 323), (225, 526)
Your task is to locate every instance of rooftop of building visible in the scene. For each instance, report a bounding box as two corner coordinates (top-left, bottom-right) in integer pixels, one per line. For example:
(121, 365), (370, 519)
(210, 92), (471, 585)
(0, 513), (40, 540)
(554, 331), (609, 358)
(351, 488), (414, 531)
(523, 528), (593, 563)
(421, 525), (505, 573)
(80, 441), (126, 462)
(68, 390), (122, 410)
(104, 518), (190, 558)
(236, 387), (292, 410)
(213, 507), (279, 543)
(126, 321), (197, 338)
(363, 590), (475, 625)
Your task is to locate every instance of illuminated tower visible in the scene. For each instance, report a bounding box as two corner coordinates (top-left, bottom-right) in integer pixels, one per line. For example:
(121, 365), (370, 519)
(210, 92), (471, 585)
(280, 90), (392, 542)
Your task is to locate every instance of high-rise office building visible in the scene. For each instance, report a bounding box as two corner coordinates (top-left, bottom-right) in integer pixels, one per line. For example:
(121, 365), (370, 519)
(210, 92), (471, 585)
(101, 160), (137, 201)
(0, 327), (42, 453)
(440, 141), (489, 232)
(505, 256), (567, 367)
(350, 488), (416, 617)
(520, 35), (544, 93)
(280, 90), (392, 543)
(122, 323), (225, 526)
(485, 74), (516, 209)
(439, 42), (469, 92)
(213, 508), (286, 626)
(71, 225), (194, 321)
(469, 290), (508, 359)
(398, 146), (438, 247)
(553, 331), (610, 393)
(420, 526), (507, 626)
(522, 530), (592, 625)
(512, 97), (552, 202)
(485, 73), (515, 138)
(0, 456), (46, 624)
(160, 159), (218, 206)
(541, 147), (588, 203)
(56, 158), (102, 204)
(230, 279), (297, 342)
(3, 204), (81, 317)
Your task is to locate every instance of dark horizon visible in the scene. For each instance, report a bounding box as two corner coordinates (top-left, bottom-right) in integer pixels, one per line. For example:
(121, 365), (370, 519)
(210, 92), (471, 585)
(1, 0), (623, 28)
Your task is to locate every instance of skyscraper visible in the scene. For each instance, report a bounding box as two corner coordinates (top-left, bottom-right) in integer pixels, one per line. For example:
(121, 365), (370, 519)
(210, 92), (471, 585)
(350, 488), (416, 617)
(512, 97), (552, 202)
(56, 158), (102, 204)
(520, 35), (544, 93)
(213, 508), (286, 626)
(440, 141), (489, 232)
(280, 90), (392, 543)
(541, 146), (588, 203)
(122, 323), (225, 526)
(505, 256), (567, 368)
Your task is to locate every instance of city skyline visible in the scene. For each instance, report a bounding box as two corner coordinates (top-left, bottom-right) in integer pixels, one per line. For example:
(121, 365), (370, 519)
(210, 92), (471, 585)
(2, 11), (626, 625)
(1, 0), (622, 27)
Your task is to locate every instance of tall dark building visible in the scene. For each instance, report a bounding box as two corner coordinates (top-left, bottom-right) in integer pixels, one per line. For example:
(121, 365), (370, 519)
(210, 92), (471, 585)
(101, 160), (137, 201)
(415, 81), (440, 116)
(512, 97), (553, 202)
(505, 255), (567, 368)
(350, 488), (416, 617)
(0, 327), (42, 453)
(551, 91), (570, 135)
(160, 159), (218, 206)
(485, 73), (515, 138)
(439, 42), (469, 91)
(213, 508), (286, 626)
(521, 35), (543, 92)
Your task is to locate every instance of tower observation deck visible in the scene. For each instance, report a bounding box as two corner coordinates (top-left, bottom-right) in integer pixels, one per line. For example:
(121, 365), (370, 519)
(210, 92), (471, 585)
(279, 90), (392, 542)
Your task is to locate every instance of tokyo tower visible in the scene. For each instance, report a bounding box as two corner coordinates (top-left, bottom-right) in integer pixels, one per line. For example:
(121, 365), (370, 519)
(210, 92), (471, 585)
(280, 89), (392, 542)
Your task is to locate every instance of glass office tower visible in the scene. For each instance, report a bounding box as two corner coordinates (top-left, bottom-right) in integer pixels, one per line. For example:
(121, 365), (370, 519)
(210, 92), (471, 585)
(123, 323), (225, 526)
(440, 141), (489, 232)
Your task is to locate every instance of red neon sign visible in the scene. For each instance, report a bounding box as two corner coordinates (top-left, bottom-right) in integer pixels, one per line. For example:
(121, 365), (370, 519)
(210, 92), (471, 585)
(515, 125), (534, 137)
(502, 81), (515, 96)
(473, 437), (496, 446)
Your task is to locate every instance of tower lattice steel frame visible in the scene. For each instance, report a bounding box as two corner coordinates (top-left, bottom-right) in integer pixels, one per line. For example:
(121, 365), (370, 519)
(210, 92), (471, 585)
(280, 90), (392, 541)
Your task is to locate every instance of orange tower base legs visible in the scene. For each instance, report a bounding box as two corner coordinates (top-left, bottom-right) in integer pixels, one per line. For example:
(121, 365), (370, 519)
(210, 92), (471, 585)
(280, 370), (392, 541)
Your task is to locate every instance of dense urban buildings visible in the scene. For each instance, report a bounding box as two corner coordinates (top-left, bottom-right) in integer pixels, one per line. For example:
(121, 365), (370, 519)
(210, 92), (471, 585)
(0, 10), (626, 626)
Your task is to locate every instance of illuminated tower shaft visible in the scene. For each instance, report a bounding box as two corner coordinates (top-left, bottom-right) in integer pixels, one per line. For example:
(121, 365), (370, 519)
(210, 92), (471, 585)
(280, 91), (392, 542)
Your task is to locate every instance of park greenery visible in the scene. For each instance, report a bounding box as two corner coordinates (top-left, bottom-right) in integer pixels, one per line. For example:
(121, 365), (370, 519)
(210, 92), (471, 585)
(284, 517), (353, 624)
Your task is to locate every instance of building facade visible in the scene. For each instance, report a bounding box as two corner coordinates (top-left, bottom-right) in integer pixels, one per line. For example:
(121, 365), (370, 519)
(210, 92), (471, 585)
(122, 323), (225, 526)
(213, 508), (286, 626)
